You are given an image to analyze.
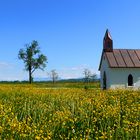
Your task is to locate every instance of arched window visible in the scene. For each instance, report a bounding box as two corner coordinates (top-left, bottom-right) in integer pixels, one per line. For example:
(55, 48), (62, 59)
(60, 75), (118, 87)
(128, 74), (133, 86)
(103, 71), (106, 90)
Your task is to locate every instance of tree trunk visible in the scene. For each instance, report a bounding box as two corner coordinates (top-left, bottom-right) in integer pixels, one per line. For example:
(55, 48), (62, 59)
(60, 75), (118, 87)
(53, 77), (55, 84)
(29, 66), (32, 84)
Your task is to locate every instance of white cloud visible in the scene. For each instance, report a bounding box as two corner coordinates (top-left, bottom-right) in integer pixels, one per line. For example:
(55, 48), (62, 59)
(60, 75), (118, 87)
(60, 64), (88, 71)
(57, 65), (99, 79)
(0, 61), (26, 81)
(59, 72), (80, 79)
(33, 70), (47, 78)
(0, 62), (14, 68)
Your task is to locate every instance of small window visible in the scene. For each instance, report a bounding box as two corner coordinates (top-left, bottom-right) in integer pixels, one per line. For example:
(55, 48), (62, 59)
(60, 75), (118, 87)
(128, 74), (133, 86)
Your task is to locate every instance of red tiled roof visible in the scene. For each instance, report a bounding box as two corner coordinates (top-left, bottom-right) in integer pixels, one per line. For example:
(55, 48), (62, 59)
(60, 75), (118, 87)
(99, 49), (140, 70)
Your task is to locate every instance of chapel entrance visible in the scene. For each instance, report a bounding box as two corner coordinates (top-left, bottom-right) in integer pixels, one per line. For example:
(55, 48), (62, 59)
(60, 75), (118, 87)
(128, 74), (133, 86)
(103, 71), (106, 90)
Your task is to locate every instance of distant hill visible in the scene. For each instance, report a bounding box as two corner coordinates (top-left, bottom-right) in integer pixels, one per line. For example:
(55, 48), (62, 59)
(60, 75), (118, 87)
(34, 77), (61, 82)
(34, 77), (100, 82)
(0, 74), (100, 83)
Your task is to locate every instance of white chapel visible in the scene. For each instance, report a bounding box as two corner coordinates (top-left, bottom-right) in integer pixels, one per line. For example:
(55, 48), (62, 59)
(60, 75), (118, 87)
(99, 29), (140, 89)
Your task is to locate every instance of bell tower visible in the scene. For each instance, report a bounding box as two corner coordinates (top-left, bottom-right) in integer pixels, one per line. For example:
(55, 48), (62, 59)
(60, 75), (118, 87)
(103, 29), (113, 52)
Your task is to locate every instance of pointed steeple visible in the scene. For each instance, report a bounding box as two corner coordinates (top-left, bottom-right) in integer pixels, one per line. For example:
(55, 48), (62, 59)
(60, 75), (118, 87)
(103, 29), (113, 52)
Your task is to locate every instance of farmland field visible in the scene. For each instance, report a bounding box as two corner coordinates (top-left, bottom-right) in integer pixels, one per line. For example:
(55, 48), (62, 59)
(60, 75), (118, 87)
(0, 82), (139, 139)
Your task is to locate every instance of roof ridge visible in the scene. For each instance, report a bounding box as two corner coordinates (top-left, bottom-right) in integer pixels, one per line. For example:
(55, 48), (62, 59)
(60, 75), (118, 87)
(113, 48), (140, 50)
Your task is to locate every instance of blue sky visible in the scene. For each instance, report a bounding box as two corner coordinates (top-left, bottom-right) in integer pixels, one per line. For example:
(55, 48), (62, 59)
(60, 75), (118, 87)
(0, 0), (140, 80)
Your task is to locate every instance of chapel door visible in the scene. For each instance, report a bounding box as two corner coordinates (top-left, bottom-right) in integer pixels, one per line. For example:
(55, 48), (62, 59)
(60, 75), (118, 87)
(103, 71), (106, 90)
(128, 74), (133, 86)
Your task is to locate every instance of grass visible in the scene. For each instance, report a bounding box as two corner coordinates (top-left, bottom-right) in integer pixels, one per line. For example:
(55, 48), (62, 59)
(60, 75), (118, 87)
(0, 82), (139, 139)
(0, 81), (100, 88)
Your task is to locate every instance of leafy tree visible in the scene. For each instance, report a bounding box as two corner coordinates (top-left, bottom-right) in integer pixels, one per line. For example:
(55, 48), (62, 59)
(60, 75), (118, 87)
(18, 40), (47, 84)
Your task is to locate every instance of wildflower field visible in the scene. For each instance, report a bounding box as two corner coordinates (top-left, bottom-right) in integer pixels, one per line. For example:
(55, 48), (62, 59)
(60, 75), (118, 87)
(0, 83), (139, 139)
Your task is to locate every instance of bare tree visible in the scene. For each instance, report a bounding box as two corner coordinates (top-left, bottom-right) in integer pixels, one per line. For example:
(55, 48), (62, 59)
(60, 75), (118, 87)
(83, 68), (96, 83)
(50, 69), (58, 84)
(90, 73), (97, 82)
